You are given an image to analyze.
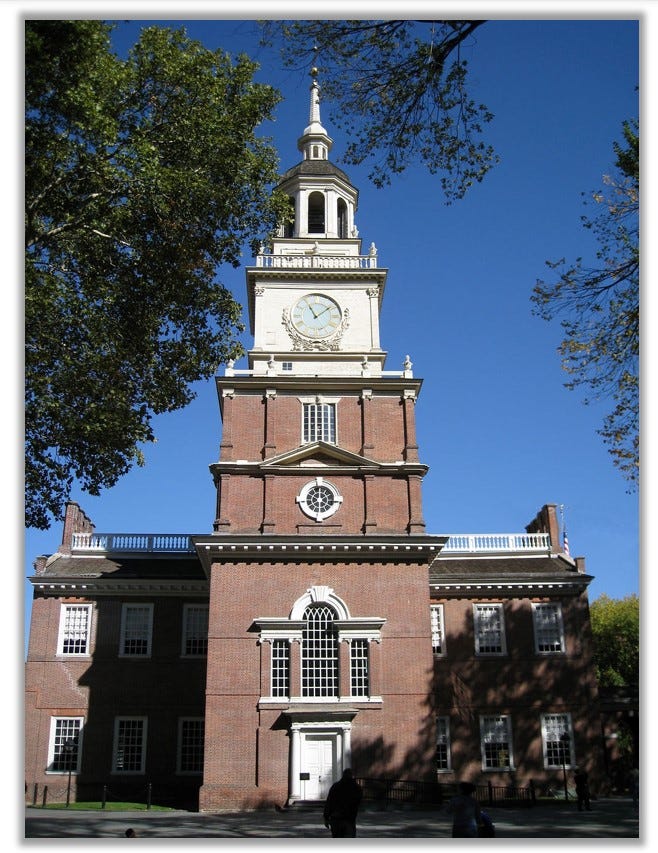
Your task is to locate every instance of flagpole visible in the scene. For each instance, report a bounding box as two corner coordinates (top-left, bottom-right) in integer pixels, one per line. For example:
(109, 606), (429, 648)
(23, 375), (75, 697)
(559, 504), (570, 556)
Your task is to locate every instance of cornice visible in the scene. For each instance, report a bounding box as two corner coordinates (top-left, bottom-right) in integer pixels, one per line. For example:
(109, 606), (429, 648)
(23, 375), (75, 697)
(430, 574), (593, 597)
(28, 577), (209, 597)
(193, 533), (447, 574)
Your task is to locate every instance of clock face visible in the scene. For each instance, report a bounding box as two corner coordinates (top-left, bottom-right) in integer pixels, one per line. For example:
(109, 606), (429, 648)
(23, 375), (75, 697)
(291, 294), (341, 339)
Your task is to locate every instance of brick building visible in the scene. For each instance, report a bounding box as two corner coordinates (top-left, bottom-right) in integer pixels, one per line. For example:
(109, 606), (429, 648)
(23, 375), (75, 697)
(25, 73), (604, 810)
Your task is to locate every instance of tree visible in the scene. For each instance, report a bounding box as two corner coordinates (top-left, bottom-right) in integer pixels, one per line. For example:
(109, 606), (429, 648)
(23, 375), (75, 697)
(260, 20), (498, 201)
(26, 21), (287, 529)
(589, 593), (639, 688)
(532, 119), (639, 486)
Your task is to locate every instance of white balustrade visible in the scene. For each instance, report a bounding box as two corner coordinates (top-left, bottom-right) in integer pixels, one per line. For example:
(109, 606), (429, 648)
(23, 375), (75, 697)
(71, 532), (195, 553)
(442, 533), (551, 553)
(71, 530), (551, 555)
(255, 254), (377, 269)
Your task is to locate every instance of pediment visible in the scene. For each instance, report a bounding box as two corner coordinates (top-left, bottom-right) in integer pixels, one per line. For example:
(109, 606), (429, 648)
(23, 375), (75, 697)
(260, 441), (381, 470)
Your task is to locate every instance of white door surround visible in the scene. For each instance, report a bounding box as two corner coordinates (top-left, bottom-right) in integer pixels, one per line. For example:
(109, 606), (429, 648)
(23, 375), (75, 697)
(287, 715), (356, 802)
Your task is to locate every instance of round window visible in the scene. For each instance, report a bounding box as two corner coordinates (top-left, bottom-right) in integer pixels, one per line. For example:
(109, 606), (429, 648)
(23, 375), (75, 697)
(296, 478), (343, 522)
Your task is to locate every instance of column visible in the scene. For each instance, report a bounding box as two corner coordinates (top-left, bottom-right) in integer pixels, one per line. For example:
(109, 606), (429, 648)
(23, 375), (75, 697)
(289, 725), (302, 800)
(219, 389), (235, 460)
(263, 389), (277, 459)
(402, 390), (419, 462)
(213, 473), (231, 531)
(407, 474), (426, 533)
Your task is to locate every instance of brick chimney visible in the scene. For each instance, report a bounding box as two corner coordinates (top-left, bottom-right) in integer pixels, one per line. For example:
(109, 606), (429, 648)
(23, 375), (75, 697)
(525, 504), (560, 553)
(60, 502), (95, 555)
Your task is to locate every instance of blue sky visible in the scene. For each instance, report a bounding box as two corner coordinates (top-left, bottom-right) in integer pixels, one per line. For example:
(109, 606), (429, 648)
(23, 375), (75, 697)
(19, 8), (642, 653)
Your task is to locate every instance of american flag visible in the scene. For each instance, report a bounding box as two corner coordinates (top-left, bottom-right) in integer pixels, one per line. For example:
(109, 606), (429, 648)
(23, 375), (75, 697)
(563, 529), (570, 555)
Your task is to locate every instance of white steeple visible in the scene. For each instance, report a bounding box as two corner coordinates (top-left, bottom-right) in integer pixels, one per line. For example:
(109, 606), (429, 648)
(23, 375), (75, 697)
(297, 67), (333, 161)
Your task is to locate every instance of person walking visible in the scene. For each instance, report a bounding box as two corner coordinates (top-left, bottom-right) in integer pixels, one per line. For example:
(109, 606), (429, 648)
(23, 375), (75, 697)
(574, 767), (591, 811)
(447, 782), (482, 838)
(323, 768), (363, 838)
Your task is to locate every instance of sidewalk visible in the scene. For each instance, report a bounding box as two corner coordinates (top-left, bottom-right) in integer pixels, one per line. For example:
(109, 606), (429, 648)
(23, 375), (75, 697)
(25, 797), (639, 839)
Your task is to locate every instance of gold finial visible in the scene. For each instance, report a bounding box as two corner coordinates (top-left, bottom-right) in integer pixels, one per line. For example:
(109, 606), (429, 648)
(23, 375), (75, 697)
(311, 44), (319, 78)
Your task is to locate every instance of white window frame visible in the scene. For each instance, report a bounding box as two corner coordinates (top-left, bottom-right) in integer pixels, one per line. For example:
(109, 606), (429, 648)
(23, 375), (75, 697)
(119, 603), (154, 657)
(436, 716), (452, 772)
(349, 638), (370, 697)
(112, 716), (148, 774)
(541, 713), (575, 769)
(430, 604), (446, 655)
(270, 639), (290, 698)
(473, 603), (507, 655)
(57, 603), (92, 656)
(181, 604), (209, 657)
(177, 717), (205, 775)
(296, 477), (343, 522)
(300, 399), (338, 444)
(532, 603), (566, 654)
(47, 717), (84, 774)
(480, 714), (514, 771)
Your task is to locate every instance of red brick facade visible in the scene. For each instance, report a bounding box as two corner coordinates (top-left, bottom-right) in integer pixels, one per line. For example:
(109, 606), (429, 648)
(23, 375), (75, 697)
(25, 77), (606, 811)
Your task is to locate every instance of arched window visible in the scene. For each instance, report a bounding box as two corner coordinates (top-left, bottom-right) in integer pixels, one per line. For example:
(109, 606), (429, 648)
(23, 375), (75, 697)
(337, 199), (348, 239)
(308, 192), (325, 234)
(302, 604), (338, 697)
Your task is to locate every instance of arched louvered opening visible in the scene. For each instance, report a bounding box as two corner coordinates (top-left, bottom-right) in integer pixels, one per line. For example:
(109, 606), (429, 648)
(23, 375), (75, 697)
(283, 195), (295, 238)
(301, 603), (338, 697)
(308, 191), (325, 234)
(337, 198), (348, 238)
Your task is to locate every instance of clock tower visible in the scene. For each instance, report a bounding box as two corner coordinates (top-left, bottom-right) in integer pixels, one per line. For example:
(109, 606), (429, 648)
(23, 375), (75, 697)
(195, 71), (445, 811)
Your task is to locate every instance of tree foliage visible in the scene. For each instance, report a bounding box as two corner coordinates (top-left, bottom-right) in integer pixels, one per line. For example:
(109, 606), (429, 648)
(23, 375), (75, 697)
(261, 20), (498, 201)
(25, 20), (287, 529)
(532, 119), (639, 486)
(589, 594), (639, 688)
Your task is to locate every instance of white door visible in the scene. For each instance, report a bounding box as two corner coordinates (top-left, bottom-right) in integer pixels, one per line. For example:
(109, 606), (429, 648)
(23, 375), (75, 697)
(303, 735), (335, 800)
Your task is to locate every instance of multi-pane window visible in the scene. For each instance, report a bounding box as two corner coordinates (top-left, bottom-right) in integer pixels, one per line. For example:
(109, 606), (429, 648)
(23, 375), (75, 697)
(474, 604), (506, 655)
(350, 639), (369, 697)
(119, 604), (153, 657)
(182, 604), (208, 657)
(48, 718), (83, 772)
(532, 603), (565, 653)
(113, 717), (147, 774)
(58, 604), (92, 655)
(436, 717), (451, 772)
(302, 604), (338, 697)
(178, 718), (204, 774)
(271, 640), (290, 698)
(282, 362), (293, 372)
(542, 713), (574, 768)
(303, 403), (336, 443)
(480, 715), (513, 770)
(430, 605), (445, 655)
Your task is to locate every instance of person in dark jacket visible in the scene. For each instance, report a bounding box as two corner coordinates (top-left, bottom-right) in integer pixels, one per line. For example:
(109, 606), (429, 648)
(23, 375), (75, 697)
(574, 768), (591, 811)
(323, 768), (363, 837)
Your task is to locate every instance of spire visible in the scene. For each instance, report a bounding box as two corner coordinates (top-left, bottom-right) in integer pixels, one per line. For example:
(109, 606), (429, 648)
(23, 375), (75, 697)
(297, 60), (333, 160)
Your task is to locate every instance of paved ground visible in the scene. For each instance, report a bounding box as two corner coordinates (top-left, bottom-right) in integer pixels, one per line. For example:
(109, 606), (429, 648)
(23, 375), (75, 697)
(25, 797), (640, 839)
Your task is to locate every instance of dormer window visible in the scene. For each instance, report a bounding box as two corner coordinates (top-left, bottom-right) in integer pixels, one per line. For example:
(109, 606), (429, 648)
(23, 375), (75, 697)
(308, 192), (325, 234)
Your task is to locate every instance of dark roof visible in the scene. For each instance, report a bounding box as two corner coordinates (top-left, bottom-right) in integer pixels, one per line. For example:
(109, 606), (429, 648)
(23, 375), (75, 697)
(430, 554), (582, 581)
(279, 159), (352, 185)
(33, 553), (205, 581)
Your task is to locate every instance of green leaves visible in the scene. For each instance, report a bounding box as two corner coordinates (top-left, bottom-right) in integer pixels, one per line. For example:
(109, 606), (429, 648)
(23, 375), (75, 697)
(531, 118), (639, 486)
(261, 20), (498, 202)
(589, 594), (639, 688)
(25, 21), (287, 528)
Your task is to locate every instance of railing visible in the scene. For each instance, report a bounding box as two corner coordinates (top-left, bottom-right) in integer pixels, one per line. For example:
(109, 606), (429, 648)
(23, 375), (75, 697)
(71, 531), (551, 555)
(255, 253), (378, 269)
(442, 533), (551, 553)
(355, 777), (535, 808)
(71, 533), (195, 553)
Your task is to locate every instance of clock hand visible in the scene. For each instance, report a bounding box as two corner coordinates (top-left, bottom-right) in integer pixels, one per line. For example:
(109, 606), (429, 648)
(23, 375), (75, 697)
(307, 304), (319, 318)
(316, 305), (332, 318)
